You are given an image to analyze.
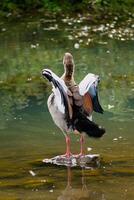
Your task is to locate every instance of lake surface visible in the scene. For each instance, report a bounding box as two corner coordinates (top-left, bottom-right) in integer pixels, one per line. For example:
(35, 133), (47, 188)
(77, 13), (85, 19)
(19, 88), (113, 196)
(0, 15), (134, 199)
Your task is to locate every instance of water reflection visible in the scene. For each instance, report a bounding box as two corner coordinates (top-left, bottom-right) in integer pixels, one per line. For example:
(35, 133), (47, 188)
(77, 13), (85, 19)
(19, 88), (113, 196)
(58, 167), (105, 200)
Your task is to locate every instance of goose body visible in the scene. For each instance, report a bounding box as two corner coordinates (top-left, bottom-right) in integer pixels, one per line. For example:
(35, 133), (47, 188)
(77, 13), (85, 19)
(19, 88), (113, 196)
(47, 93), (70, 133)
(42, 53), (105, 157)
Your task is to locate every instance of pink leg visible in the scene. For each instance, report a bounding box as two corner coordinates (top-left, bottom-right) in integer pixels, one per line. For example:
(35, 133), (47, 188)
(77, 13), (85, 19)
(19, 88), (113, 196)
(80, 134), (85, 156)
(74, 134), (85, 158)
(64, 134), (72, 158)
(60, 135), (72, 158)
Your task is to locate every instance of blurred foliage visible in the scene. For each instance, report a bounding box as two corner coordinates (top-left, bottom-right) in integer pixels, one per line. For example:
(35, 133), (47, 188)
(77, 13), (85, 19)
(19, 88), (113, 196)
(0, 0), (134, 15)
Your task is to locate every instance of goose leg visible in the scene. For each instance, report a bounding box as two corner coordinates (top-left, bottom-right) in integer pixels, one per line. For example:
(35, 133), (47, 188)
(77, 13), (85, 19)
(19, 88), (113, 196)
(65, 134), (72, 158)
(80, 134), (85, 156)
(74, 134), (85, 158)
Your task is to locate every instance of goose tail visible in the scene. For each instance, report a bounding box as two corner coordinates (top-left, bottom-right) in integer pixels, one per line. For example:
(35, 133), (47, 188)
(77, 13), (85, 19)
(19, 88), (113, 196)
(74, 114), (105, 138)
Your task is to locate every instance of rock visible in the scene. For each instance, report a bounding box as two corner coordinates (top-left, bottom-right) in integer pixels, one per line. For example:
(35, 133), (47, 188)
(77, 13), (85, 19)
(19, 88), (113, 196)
(43, 154), (100, 168)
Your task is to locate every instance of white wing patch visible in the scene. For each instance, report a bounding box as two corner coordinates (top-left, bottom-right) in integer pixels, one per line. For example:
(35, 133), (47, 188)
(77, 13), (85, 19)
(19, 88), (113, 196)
(47, 69), (67, 93)
(45, 68), (67, 92)
(79, 73), (99, 96)
(46, 69), (68, 114)
(52, 86), (65, 114)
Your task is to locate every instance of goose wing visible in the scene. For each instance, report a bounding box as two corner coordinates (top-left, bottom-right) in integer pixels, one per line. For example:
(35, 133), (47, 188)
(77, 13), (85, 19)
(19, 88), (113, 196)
(79, 73), (104, 114)
(42, 69), (73, 121)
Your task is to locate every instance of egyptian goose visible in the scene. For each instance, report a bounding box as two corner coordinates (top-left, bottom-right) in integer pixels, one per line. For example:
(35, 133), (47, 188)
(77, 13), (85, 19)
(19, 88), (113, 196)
(42, 53), (105, 158)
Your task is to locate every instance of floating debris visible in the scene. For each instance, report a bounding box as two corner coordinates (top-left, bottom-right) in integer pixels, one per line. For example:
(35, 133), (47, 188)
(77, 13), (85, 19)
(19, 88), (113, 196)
(32, 31), (37, 35)
(87, 147), (92, 152)
(2, 28), (6, 32)
(82, 26), (88, 31)
(108, 34), (114, 38)
(6, 13), (12, 17)
(108, 104), (115, 109)
(121, 38), (125, 41)
(29, 170), (36, 176)
(98, 41), (108, 45)
(27, 77), (32, 81)
(30, 44), (37, 49)
(43, 24), (58, 31)
(68, 35), (73, 40)
(30, 43), (39, 49)
(97, 24), (105, 32)
(79, 39), (83, 43)
(41, 180), (47, 183)
(68, 22), (72, 25)
(113, 138), (118, 141)
(77, 19), (81, 23)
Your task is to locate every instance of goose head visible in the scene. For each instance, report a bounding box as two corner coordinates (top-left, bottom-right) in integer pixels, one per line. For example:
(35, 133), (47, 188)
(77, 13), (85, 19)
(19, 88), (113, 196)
(63, 53), (75, 76)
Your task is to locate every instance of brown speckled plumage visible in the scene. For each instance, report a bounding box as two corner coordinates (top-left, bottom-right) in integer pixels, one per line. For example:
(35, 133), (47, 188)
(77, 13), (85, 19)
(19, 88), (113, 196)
(61, 52), (76, 87)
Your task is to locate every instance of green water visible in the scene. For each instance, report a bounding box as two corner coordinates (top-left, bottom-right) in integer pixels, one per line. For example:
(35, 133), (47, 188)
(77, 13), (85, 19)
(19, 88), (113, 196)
(0, 16), (134, 199)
